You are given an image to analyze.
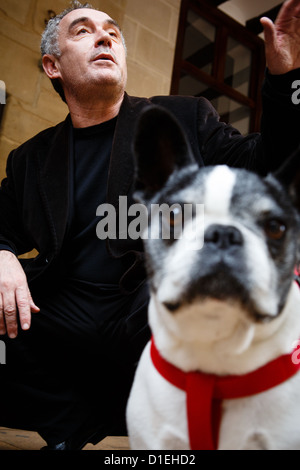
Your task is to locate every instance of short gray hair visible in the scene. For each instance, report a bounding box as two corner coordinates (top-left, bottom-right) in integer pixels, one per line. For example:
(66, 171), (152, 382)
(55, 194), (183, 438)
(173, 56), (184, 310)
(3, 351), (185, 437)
(41, 1), (93, 58)
(40, 0), (126, 102)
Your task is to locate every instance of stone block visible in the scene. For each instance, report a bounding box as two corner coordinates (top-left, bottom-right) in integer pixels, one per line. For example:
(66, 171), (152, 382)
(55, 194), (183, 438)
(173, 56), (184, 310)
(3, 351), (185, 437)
(135, 26), (175, 77)
(0, 16), (40, 54)
(126, 0), (173, 40)
(91, 0), (125, 26)
(169, 5), (181, 44)
(0, 0), (32, 25)
(1, 97), (53, 144)
(29, 87), (68, 125)
(122, 16), (138, 58)
(0, 35), (40, 105)
(33, 0), (68, 35)
(127, 59), (171, 97)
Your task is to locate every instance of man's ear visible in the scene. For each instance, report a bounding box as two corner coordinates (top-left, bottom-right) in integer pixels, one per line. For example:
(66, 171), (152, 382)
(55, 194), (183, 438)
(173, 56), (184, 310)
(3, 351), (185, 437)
(42, 54), (61, 80)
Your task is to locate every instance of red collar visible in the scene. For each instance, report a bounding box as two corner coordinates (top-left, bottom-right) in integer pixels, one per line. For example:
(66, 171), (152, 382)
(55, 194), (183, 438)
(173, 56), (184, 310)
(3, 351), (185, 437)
(150, 337), (300, 450)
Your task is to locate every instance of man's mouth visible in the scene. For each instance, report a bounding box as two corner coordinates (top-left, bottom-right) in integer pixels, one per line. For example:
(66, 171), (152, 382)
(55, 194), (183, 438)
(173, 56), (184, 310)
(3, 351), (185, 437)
(92, 53), (116, 64)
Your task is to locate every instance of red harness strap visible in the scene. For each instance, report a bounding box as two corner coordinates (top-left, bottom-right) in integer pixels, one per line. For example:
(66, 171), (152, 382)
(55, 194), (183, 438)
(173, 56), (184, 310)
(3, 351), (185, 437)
(150, 338), (300, 450)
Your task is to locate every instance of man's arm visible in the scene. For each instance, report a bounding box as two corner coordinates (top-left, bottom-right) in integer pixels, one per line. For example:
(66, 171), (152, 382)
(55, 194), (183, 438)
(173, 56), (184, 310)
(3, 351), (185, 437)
(0, 150), (40, 339)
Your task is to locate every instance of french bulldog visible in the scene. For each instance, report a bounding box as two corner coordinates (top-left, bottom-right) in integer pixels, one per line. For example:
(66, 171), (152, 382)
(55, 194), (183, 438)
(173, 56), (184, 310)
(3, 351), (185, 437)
(126, 106), (300, 450)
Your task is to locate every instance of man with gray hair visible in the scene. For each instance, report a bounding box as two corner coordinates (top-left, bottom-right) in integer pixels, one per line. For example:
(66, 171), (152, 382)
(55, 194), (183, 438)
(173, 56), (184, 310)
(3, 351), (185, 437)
(0, 0), (300, 450)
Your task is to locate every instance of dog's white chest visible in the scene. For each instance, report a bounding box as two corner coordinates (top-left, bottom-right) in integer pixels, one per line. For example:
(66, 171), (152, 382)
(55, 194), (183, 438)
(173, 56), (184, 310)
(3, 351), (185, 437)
(218, 377), (300, 450)
(126, 343), (189, 450)
(126, 342), (300, 450)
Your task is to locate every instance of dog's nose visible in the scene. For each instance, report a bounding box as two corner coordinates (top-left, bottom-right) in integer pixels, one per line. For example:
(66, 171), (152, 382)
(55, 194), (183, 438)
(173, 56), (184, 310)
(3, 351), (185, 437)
(204, 224), (243, 249)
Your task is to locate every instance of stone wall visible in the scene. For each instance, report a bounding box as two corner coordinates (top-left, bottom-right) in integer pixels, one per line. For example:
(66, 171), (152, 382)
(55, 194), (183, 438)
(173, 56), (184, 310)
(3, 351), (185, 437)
(0, 0), (181, 179)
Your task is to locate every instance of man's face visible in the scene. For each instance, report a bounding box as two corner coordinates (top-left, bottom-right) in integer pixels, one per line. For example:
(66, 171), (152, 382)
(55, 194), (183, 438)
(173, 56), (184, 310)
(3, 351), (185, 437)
(53, 9), (127, 100)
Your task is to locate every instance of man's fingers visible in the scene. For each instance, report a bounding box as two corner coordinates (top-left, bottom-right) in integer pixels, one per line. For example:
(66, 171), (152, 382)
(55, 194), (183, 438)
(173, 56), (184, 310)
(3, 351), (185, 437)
(260, 17), (289, 74)
(1, 287), (38, 338)
(260, 17), (277, 70)
(0, 295), (6, 336)
(15, 286), (32, 331)
(275, 0), (300, 24)
(16, 286), (40, 331)
(28, 290), (40, 314)
(2, 291), (18, 339)
(260, 17), (276, 45)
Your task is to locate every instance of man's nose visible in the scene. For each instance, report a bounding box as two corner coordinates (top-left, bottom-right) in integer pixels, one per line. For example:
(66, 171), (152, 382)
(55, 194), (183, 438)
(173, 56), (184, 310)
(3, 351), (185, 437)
(95, 29), (112, 48)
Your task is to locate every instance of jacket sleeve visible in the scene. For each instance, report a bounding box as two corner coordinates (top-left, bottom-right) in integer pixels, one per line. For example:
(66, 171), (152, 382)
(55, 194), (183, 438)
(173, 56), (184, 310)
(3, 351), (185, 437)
(0, 149), (35, 256)
(198, 68), (300, 175)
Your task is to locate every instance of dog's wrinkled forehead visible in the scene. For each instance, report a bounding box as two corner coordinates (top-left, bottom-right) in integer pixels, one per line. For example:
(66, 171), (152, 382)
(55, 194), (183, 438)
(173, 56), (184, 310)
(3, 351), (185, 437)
(204, 166), (289, 217)
(202, 165), (237, 214)
(157, 164), (289, 219)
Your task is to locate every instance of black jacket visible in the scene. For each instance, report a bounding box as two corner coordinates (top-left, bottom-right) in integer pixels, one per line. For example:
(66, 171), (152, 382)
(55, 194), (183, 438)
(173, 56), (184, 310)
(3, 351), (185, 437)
(0, 70), (299, 292)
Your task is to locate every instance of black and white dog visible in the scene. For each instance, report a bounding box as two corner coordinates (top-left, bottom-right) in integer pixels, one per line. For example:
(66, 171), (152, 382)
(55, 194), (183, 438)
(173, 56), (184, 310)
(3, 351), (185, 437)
(126, 106), (300, 450)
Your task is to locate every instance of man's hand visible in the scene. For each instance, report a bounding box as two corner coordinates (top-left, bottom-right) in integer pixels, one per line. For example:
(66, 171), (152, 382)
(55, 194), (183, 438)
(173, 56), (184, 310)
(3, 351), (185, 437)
(0, 250), (40, 339)
(261, 0), (300, 74)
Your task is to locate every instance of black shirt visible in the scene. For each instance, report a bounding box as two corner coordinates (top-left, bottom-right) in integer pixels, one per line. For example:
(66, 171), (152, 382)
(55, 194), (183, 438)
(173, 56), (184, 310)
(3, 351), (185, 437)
(63, 117), (126, 284)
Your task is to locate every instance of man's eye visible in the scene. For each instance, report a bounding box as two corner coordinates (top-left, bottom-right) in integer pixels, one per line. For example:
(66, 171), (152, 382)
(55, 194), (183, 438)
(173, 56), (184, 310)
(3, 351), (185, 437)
(77, 28), (88, 34)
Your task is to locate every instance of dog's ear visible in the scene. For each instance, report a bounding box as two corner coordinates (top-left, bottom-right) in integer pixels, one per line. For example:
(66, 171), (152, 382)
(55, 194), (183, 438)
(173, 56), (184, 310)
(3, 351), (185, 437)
(271, 146), (300, 212)
(133, 106), (195, 198)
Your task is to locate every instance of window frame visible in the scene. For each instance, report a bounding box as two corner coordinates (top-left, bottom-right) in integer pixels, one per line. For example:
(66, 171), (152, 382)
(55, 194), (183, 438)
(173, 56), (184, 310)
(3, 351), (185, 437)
(171, 0), (266, 132)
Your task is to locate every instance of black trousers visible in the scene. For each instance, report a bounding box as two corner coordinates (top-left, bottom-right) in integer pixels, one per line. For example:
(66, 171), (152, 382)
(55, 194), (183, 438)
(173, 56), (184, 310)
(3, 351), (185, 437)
(0, 277), (150, 446)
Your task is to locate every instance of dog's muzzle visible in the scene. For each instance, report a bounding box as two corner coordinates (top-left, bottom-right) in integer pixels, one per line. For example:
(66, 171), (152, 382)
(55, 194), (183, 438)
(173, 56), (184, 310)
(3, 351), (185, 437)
(163, 224), (252, 313)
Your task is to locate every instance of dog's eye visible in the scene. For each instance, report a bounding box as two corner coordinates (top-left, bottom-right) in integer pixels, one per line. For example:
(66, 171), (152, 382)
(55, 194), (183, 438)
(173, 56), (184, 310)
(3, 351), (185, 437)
(161, 205), (183, 240)
(264, 219), (286, 240)
(169, 206), (182, 229)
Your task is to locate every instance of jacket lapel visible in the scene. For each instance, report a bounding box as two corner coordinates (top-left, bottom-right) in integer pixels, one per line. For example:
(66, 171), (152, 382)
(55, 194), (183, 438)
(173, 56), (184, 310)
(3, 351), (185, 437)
(36, 116), (71, 255)
(107, 93), (152, 208)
